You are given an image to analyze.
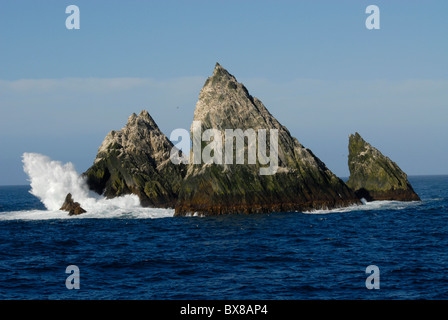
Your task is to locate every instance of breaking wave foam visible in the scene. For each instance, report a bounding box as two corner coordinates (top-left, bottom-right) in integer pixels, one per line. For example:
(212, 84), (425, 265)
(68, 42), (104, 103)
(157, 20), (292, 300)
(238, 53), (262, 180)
(304, 198), (420, 214)
(6, 153), (174, 220)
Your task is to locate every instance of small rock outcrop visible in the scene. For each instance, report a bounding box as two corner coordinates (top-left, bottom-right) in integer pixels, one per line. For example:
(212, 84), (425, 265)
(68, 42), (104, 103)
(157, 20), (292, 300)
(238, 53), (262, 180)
(83, 110), (186, 207)
(60, 193), (86, 216)
(174, 63), (361, 216)
(346, 132), (420, 201)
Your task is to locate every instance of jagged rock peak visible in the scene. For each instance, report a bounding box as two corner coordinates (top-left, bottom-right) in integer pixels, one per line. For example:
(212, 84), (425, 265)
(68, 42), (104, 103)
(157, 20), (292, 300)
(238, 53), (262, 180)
(346, 132), (420, 202)
(202, 62), (243, 91)
(125, 110), (159, 130)
(175, 63), (360, 216)
(194, 63), (275, 137)
(212, 62), (233, 78)
(83, 110), (185, 208)
(94, 109), (168, 165)
(138, 109), (155, 122)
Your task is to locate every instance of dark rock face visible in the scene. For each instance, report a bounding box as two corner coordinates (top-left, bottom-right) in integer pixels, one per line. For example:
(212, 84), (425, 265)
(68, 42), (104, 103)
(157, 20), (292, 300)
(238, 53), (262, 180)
(174, 63), (361, 216)
(346, 132), (420, 201)
(60, 193), (86, 216)
(83, 110), (186, 208)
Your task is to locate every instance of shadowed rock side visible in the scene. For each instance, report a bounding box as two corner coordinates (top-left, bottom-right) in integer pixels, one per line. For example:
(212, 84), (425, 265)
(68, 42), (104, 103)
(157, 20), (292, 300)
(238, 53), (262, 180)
(346, 132), (420, 202)
(60, 193), (86, 216)
(83, 110), (186, 208)
(174, 63), (360, 216)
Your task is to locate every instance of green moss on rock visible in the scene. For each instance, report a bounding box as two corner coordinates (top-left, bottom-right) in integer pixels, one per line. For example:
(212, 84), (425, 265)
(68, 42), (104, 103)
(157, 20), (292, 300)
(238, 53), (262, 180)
(346, 132), (420, 201)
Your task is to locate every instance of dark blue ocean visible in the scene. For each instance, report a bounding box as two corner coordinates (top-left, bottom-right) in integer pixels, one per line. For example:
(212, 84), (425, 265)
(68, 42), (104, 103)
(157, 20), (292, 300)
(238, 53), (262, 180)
(0, 175), (447, 300)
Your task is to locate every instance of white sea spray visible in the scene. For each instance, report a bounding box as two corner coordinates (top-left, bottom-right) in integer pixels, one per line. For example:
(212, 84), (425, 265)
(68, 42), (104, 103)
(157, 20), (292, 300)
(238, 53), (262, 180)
(5, 152), (175, 220)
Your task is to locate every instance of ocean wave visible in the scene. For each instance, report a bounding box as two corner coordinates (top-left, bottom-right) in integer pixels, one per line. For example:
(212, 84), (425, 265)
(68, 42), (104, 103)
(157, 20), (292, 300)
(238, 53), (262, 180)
(9, 152), (174, 220)
(304, 199), (421, 214)
(0, 207), (174, 221)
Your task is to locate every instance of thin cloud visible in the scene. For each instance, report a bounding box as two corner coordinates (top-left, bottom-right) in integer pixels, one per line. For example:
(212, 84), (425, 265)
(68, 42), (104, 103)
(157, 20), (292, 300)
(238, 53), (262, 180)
(0, 77), (206, 95)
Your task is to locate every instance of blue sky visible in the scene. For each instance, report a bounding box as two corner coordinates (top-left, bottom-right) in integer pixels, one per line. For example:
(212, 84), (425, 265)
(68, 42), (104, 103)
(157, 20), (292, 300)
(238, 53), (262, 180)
(1, 0), (447, 185)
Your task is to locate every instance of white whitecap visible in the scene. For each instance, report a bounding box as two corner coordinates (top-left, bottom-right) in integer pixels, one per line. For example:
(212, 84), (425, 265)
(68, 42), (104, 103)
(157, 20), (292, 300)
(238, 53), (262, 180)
(3, 152), (175, 220)
(304, 199), (420, 215)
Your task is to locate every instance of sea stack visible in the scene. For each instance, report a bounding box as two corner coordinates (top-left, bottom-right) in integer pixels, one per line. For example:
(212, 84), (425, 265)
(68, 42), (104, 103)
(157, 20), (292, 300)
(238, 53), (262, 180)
(346, 132), (420, 201)
(84, 110), (186, 207)
(174, 63), (360, 216)
(60, 193), (86, 216)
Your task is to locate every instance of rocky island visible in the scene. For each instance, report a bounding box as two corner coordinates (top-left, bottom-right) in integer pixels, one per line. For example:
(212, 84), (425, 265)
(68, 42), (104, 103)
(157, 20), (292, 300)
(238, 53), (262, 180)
(76, 63), (420, 216)
(60, 193), (86, 216)
(346, 132), (420, 202)
(174, 63), (360, 216)
(83, 110), (186, 208)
